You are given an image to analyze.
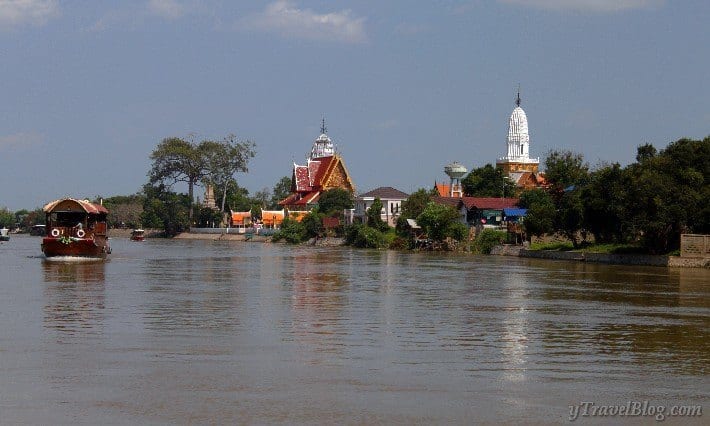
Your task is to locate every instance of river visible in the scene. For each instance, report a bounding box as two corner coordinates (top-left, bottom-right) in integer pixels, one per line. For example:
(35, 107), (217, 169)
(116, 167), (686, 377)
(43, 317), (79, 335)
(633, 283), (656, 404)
(0, 235), (707, 424)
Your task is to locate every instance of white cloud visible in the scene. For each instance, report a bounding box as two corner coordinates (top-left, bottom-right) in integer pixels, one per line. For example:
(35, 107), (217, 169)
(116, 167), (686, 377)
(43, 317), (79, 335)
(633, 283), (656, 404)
(0, 132), (44, 151)
(498, 0), (664, 13)
(0, 0), (59, 28)
(241, 1), (366, 44)
(146, 0), (185, 20)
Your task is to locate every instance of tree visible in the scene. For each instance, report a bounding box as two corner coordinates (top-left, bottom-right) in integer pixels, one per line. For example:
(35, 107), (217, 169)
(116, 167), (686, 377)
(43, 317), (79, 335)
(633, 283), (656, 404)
(518, 188), (555, 238)
(101, 194), (145, 228)
(556, 189), (585, 247)
(149, 135), (256, 225)
(0, 208), (14, 228)
(400, 188), (435, 219)
(270, 176), (293, 209)
(416, 202), (462, 242)
(149, 136), (206, 225)
(201, 135), (256, 213)
(140, 183), (190, 236)
(623, 137), (709, 253)
(543, 149), (589, 190)
(580, 163), (628, 243)
(302, 210), (325, 238)
(462, 164), (516, 197)
(366, 198), (389, 232)
(635, 143), (657, 163)
(275, 217), (307, 244)
(253, 187), (271, 208)
(317, 188), (354, 215)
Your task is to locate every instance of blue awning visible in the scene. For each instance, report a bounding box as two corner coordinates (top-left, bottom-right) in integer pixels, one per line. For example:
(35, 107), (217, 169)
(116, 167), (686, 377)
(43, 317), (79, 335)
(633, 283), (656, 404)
(503, 208), (527, 217)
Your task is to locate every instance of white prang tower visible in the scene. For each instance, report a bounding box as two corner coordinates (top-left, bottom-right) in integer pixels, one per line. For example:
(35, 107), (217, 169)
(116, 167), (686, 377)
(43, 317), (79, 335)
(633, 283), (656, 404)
(496, 88), (539, 174)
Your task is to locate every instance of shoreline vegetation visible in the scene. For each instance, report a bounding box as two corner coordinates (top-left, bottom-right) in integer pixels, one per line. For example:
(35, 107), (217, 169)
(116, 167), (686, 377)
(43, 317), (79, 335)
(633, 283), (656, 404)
(149, 230), (708, 268)
(2, 137), (707, 268)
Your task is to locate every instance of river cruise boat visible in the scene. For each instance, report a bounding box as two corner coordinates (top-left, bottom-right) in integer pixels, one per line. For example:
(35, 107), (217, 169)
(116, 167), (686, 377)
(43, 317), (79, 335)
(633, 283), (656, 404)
(41, 198), (111, 258)
(0, 227), (9, 242)
(130, 229), (145, 241)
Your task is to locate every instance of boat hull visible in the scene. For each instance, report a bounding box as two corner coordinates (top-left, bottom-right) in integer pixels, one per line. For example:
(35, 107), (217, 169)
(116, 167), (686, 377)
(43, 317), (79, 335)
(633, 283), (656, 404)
(0, 236), (9, 242)
(41, 237), (110, 258)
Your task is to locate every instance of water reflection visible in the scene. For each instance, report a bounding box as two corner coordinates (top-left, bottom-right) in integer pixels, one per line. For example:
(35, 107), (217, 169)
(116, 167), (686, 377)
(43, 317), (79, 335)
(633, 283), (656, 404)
(290, 249), (347, 359)
(42, 260), (106, 337)
(141, 254), (242, 333)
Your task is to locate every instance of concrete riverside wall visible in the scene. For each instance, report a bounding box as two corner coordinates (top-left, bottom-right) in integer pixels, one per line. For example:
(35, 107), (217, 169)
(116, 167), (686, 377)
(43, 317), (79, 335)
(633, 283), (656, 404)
(515, 248), (709, 268)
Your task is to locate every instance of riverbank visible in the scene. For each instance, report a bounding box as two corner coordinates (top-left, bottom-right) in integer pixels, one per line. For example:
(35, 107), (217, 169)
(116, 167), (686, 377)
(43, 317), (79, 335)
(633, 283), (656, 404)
(491, 244), (709, 268)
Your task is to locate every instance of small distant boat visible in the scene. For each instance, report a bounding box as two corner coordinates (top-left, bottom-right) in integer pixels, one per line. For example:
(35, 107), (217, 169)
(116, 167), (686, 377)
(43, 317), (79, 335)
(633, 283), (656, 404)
(130, 229), (145, 241)
(0, 227), (9, 242)
(29, 224), (46, 236)
(41, 198), (111, 259)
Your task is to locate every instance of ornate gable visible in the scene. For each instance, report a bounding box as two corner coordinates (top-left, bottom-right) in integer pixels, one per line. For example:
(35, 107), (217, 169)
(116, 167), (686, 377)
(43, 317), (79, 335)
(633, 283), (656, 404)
(322, 155), (355, 193)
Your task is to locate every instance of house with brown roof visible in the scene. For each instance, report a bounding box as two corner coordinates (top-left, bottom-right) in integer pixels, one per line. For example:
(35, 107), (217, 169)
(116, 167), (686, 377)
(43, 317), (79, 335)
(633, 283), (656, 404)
(351, 186), (409, 226)
(278, 121), (356, 212)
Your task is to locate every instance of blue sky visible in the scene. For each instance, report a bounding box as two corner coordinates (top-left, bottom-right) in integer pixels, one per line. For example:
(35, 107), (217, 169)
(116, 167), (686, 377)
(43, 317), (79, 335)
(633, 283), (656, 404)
(1, 0), (708, 210)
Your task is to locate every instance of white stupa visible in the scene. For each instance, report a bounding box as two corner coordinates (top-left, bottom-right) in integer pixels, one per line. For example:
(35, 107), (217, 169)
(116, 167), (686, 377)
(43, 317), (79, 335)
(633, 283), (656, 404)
(310, 118), (335, 159)
(496, 89), (539, 174)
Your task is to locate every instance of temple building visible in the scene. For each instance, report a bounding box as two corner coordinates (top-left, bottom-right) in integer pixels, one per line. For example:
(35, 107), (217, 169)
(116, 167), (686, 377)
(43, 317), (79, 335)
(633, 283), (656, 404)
(279, 120), (356, 211)
(496, 90), (546, 190)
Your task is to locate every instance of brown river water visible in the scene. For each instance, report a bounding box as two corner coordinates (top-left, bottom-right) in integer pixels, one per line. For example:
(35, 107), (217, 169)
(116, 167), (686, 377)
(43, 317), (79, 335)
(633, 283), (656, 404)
(0, 235), (708, 424)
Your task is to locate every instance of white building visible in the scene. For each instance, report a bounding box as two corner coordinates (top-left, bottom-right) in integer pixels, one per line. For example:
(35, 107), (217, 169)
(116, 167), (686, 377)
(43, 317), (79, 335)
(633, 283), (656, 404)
(351, 187), (409, 227)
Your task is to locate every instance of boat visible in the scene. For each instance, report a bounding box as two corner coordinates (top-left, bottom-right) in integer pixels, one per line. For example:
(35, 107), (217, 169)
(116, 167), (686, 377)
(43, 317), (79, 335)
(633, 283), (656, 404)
(29, 224), (46, 236)
(41, 198), (111, 258)
(0, 227), (9, 242)
(130, 229), (145, 241)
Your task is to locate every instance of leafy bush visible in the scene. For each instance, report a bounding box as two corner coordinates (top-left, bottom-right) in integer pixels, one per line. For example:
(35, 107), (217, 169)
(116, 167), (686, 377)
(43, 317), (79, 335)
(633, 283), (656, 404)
(344, 223), (386, 248)
(273, 218), (307, 244)
(471, 229), (507, 254)
(388, 235), (411, 250)
(353, 226), (385, 248)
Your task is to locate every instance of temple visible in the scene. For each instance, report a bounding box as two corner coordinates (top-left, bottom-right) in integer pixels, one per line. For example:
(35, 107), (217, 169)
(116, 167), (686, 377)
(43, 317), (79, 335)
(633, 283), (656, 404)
(279, 119), (356, 211)
(496, 89), (545, 190)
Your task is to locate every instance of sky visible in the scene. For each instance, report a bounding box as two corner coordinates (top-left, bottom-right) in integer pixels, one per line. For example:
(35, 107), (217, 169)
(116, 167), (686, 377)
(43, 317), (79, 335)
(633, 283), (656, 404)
(1, 0), (708, 210)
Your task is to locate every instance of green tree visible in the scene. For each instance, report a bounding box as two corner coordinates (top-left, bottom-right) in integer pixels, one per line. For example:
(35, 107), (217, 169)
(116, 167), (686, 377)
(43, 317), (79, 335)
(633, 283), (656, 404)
(543, 149), (589, 190)
(140, 183), (190, 236)
(0, 208), (14, 228)
(518, 188), (555, 238)
(201, 135), (256, 213)
(101, 194), (145, 228)
(252, 188), (271, 209)
(317, 188), (354, 215)
(416, 202), (462, 242)
(635, 143), (657, 163)
(301, 210), (325, 238)
(270, 176), (293, 209)
(400, 188), (434, 219)
(580, 163), (628, 243)
(149, 136), (206, 225)
(275, 217), (307, 244)
(556, 190), (585, 247)
(366, 198), (389, 232)
(624, 137), (709, 253)
(462, 164), (516, 197)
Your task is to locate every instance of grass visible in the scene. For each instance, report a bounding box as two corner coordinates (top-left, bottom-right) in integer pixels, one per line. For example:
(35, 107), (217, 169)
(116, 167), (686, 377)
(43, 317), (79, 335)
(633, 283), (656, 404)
(530, 241), (648, 254)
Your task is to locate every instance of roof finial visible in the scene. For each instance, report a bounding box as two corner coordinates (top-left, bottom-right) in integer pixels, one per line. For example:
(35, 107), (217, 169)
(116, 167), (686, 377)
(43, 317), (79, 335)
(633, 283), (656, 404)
(516, 84), (521, 107)
(320, 116), (327, 134)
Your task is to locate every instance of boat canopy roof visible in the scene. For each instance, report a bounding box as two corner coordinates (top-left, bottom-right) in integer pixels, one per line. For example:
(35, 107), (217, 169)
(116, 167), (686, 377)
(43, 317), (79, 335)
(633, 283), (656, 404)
(43, 198), (109, 215)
